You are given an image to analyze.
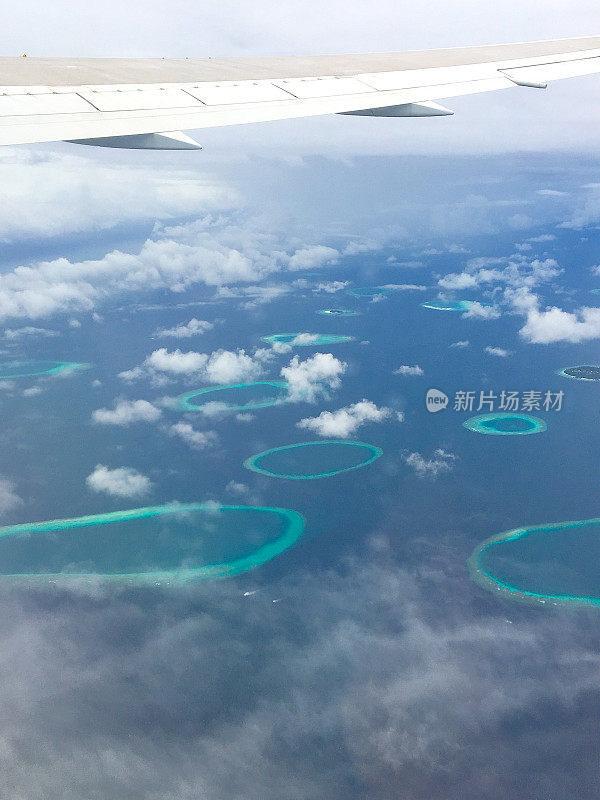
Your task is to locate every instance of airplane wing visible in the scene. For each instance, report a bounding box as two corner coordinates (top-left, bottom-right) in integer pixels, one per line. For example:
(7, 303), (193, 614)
(1, 36), (600, 149)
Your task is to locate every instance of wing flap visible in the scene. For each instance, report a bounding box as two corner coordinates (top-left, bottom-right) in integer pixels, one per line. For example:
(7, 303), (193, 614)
(77, 87), (202, 112)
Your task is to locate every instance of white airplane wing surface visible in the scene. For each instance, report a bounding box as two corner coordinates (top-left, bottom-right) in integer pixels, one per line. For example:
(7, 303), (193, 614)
(1, 36), (600, 149)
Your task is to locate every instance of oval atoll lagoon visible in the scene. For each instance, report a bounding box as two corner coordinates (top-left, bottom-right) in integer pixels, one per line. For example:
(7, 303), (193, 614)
(177, 381), (289, 412)
(420, 300), (476, 312)
(463, 412), (547, 436)
(244, 440), (383, 479)
(558, 365), (600, 381)
(0, 360), (89, 379)
(0, 504), (305, 584)
(348, 286), (391, 299)
(316, 308), (360, 317)
(469, 517), (600, 608)
(262, 333), (353, 347)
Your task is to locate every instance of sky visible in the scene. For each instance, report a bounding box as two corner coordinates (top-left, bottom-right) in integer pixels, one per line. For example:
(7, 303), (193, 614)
(2, 4), (600, 799)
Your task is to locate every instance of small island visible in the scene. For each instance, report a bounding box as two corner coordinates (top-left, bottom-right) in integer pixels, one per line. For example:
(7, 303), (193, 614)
(469, 516), (600, 608)
(177, 381), (289, 412)
(0, 504), (305, 584)
(463, 412), (547, 435)
(316, 309), (360, 317)
(559, 365), (600, 381)
(244, 440), (383, 479)
(262, 333), (353, 347)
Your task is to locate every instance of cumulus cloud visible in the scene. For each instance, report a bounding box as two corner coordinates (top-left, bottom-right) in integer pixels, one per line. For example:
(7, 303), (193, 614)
(438, 255), (562, 295)
(393, 365), (424, 376)
(485, 346), (512, 357)
(85, 465), (152, 498)
(281, 352), (346, 402)
(297, 399), (392, 437)
(461, 302), (501, 320)
(169, 422), (218, 450)
(403, 449), (457, 478)
(450, 340), (470, 348)
(314, 281), (350, 293)
(287, 245), (339, 271)
(154, 318), (214, 338)
(0, 204), (347, 324)
(121, 347), (268, 385)
(519, 303), (600, 344)
(91, 399), (162, 425)
(291, 333), (319, 345)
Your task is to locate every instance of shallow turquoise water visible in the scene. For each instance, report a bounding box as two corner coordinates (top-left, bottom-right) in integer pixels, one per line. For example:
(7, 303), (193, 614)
(177, 381), (289, 412)
(348, 286), (391, 299)
(463, 413), (547, 435)
(0, 504), (305, 583)
(0, 360), (88, 379)
(262, 333), (353, 347)
(244, 441), (383, 479)
(558, 365), (600, 381)
(471, 518), (600, 606)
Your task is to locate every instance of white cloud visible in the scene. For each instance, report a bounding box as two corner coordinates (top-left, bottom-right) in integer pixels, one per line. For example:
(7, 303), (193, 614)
(92, 399), (162, 425)
(403, 449), (457, 478)
(485, 346), (512, 357)
(380, 283), (428, 292)
(0, 150), (239, 242)
(291, 333), (319, 345)
(287, 245), (339, 271)
(226, 481), (251, 496)
(393, 365), (424, 376)
(153, 318), (214, 338)
(450, 340), (470, 348)
(0, 478), (22, 516)
(143, 348), (209, 376)
(461, 302), (501, 320)
(297, 399), (392, 437)
(169, 422), (218, 450)
(281, 352), (346, 402)
(438, 255), (562, 295)
(85, 465), (152, 498)
(121, 347), (268, 385)
(3, 326), (57, 340)
(519, 302), (600, 344)
(314, 281), (349, 293)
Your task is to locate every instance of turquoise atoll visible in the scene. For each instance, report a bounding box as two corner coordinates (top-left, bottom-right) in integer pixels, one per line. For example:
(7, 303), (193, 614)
(348, 286), (392, 299)
(420, 300), (477, 311)
(177, 381), (289, 412)
(316, 309), (360, 317)
(0, 504), (305, 583)
(244, 440), (383, 479)
(262, 333), (353, 347)
(469, 517), (600, 608)
(463, 412), (547, 435)
(558, 365), (600, 381)
(0, 360), (89, 379)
